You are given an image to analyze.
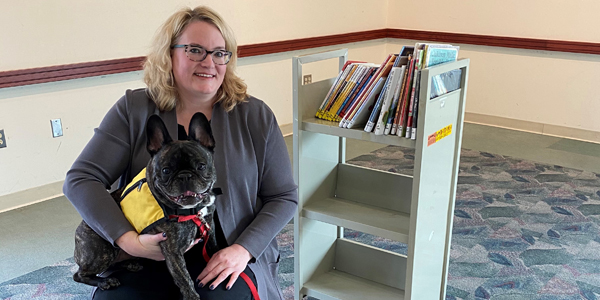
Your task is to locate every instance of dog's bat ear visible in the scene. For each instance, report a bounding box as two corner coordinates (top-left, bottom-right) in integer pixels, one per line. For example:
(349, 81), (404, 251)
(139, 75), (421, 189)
(146, 115), (173, 156)
(188, 112), (215, 151)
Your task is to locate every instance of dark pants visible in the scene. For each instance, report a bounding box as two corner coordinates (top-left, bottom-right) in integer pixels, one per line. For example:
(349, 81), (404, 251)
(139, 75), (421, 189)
(92, 245), (256, 300)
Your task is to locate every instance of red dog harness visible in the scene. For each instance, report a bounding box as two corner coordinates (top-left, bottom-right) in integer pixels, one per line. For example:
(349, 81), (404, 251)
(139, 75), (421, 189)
(169, 214), (260, 300)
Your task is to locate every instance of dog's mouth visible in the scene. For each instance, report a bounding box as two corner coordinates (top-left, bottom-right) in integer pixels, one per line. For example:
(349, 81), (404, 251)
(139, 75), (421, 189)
(169, 191), (209, 203)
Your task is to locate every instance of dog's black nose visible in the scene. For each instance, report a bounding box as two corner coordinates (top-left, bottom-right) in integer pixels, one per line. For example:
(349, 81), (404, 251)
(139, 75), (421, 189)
(177, 172), (194, 180)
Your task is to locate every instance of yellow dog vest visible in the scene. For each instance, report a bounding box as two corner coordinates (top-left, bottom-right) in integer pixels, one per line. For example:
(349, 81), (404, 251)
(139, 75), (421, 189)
(119, 168), (167, 234)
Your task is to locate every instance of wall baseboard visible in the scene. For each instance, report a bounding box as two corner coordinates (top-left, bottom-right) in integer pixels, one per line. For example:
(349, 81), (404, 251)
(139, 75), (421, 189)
(2, 119), (595, 214)
(0, 123), (294, 214)
(280, 123), (293, 136)
(0, 181), (64, 214)
(465, 112), (600, 144)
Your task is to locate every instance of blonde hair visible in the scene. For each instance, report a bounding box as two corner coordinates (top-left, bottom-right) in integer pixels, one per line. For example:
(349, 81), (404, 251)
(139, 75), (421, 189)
(143, 6), (247, 112)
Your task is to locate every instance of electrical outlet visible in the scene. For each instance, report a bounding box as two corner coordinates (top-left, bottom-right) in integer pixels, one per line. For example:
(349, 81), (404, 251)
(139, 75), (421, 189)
(0, 129), (6, 148)
(51, 119), (63, 138)
(303, 74), (312, 85)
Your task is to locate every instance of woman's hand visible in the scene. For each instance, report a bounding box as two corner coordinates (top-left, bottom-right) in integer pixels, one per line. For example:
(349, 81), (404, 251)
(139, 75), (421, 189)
(115, 230), (167, 261)
(196, 244), (253, 290)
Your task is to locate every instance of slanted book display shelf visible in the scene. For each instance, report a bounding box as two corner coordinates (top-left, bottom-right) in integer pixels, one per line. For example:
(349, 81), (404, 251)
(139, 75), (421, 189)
(292, 49), (470, 300)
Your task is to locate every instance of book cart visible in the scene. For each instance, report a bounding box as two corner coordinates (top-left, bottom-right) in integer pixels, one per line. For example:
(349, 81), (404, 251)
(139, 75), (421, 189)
(292, 49), (470, 300)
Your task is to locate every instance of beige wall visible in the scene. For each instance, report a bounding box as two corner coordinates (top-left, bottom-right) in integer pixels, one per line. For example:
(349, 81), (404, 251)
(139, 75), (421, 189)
(1, 0), (598, 208)
(0, 0), (388, 205)
(0, 39), (388, 206)
(387, 0), (600, 137)
(0, 0), (387, 71)
(387, 0), (600, 42)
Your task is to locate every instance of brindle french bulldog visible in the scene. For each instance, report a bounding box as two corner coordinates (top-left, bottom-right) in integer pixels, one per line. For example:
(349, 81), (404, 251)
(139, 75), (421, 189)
(73, 112), (218, 300)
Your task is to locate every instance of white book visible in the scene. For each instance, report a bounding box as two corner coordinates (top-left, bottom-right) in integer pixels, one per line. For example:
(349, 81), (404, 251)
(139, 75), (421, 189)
(374, 67), (403, 135)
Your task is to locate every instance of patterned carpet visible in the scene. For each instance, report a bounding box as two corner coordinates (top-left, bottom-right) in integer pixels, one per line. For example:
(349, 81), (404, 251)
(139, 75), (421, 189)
(2, 145), (600, 300)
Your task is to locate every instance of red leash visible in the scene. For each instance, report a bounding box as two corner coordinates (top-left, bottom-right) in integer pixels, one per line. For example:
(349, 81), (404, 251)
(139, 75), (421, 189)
(170, 214), (260, 300)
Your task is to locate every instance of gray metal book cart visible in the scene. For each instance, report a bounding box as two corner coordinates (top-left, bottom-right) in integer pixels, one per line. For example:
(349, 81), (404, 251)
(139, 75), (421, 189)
(292, 49), (470, 300)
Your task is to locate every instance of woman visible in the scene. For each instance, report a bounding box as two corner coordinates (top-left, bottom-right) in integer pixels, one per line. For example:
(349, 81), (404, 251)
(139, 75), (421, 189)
(63, 6), (298, 300)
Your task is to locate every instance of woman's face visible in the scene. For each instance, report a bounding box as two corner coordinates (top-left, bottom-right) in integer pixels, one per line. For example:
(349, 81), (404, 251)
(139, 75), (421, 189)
(171, 21), (227, 103)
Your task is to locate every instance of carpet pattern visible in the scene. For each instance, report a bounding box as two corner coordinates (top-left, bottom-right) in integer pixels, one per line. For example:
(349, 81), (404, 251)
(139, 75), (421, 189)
(348, 146), (600, 300)
(2, 145), (600, 300)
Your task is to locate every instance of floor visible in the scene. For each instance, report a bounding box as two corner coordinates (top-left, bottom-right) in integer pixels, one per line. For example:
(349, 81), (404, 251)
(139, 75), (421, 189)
(1, 123), (599, 284)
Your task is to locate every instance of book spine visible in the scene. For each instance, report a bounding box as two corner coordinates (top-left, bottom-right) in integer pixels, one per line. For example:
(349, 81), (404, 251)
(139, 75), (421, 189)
(327, 65), (359, 120)
(395, 55), (416, 136)
(321, 66), (354, 119)
(339, 68), (374, 120)
(328, 65), (361, 121)
(364, 78), (389, 132)
(374, 67), (401, 135)
(346, 77), (385, 128)
(405, 50), (423, 137)
(390, 54), (412, 135)
(410, 71), (421, 140)
(333, 66), (367, 121)
(383, 65), (406, 135)
(315, 70), (342, 119)
(344, 55), (394, 125)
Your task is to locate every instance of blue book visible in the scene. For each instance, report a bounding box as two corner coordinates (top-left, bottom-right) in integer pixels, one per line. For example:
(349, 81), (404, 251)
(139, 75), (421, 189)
(364, 77), (390, 132)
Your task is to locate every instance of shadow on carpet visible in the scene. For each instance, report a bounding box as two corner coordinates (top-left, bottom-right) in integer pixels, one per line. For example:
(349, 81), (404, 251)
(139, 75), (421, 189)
(2, 146), (600, 300)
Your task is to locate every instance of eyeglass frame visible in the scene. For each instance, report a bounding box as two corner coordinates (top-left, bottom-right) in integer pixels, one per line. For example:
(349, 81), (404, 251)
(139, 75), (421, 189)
(171, 44), (233, 65)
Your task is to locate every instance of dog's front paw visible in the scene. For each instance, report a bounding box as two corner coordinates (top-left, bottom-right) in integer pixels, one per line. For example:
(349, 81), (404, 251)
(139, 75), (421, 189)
(97, 277), (120, 290)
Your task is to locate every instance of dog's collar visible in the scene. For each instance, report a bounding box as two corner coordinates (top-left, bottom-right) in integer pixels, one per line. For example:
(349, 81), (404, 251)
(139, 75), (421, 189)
(168, 213), (210, 240)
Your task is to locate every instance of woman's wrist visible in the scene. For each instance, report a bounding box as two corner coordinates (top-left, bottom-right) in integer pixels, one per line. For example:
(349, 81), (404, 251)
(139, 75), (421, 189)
(232, 243), (253, 262)
(115, 230), (138, 252)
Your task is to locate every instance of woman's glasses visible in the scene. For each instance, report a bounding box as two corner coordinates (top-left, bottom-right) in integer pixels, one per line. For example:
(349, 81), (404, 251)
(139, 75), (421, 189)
(171, 44), (232, 65)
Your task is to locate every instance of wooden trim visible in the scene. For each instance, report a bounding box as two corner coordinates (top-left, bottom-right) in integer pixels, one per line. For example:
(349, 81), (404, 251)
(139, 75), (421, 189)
(0, 57), (146, 89)
(386, 29), (600, 54)
(238, 29), (388, 57)
(2, 28), (600, 88)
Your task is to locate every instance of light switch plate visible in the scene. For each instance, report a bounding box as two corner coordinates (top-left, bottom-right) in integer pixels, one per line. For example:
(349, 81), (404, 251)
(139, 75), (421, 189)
(51, 119), (63, 138)
(0, 129), (6, 148)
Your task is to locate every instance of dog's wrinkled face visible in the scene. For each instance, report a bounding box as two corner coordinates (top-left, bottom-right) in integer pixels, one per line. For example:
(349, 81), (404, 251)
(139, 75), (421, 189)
(145, 113), (216, 210)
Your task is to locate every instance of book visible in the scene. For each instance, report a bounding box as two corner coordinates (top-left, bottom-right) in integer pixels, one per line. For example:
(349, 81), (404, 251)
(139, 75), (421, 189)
(423, 44), (459, 68)
(315, 70), (342, 119)
(363, 76), (390, 132)
(345, 77), (386, 129)
(394, 54), (416, 136)
(409, 70), (422, 139)
(383, 64), (406, 135)
(337, 67), (376, 120)
(316, 66), (354, 119)
(324, 64), (360, 120)
(327, 65), (365, 121)
(340, 54), (396, 127)
(399, 46), (415, 57)
(404, 47), (425, 138)
(431, 69), (462, 99)
(374, 66), (403, 135)
(390, 57), (411, 135)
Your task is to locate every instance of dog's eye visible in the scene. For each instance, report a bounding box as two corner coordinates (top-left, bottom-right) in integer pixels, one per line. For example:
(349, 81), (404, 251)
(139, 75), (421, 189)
(197, 164), (206, 171)
(162, 168), (172, 175)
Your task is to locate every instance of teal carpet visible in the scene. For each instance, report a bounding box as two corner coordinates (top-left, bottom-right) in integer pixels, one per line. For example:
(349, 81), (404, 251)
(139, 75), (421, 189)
(2, 146), (600, 300)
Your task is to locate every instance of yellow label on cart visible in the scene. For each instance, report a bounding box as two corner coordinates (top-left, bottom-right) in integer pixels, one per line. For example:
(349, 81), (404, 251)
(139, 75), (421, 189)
(427, 124), (452, 147)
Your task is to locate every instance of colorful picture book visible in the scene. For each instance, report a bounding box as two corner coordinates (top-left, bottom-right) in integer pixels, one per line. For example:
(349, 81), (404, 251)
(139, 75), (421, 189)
(314, 42), (461, 140)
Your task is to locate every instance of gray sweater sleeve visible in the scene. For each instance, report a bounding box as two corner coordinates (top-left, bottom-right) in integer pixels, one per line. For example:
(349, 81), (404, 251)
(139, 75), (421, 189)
(232, 105), (298, 261)
(63, 95), (135, 245)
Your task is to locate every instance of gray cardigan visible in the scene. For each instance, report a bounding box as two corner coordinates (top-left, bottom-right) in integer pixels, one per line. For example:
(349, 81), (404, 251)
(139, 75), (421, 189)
(63, 88), (298, 300)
